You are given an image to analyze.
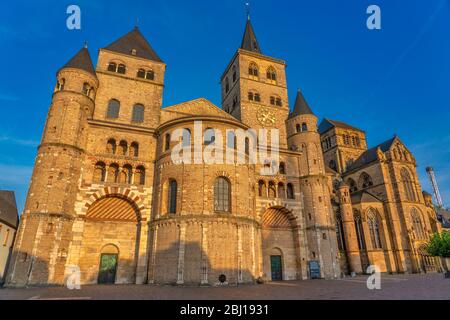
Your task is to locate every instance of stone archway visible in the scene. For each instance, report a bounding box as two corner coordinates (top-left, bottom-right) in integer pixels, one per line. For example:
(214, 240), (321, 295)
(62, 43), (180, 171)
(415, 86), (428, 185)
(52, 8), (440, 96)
(261, 206), (299, 281)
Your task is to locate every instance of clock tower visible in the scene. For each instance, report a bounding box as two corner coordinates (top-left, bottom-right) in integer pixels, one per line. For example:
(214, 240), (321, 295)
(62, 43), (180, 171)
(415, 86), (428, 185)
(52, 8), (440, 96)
(221, 17), (289, 148)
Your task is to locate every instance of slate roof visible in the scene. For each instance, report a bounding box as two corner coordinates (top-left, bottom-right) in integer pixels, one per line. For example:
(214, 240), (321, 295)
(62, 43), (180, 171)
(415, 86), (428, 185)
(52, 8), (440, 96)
(240, 19), (261, 54)
(350, 190), (382, 204)
(0, 191), (19, 229)
(318, 119), (365, 135)
(437, 208), (450, 228)
(61, 47), (96, 77)
(104, 27), (163, 62)
(346, 137), (396, 172)
(289, 90), (314, 119)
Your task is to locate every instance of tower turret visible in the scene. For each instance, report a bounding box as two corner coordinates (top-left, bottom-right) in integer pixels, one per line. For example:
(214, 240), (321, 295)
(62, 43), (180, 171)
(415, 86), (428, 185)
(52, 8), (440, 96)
(286, 90), (340, 278)
(7, 46), (98, 286)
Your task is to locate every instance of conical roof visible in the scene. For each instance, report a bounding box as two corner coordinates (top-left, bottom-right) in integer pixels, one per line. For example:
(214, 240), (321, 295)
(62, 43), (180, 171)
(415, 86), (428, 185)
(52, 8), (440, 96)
(104, 27), (163, 62)
(240, 19), (261, 54)
(289, 90), (314, 118)
(60, 47), (96, 76)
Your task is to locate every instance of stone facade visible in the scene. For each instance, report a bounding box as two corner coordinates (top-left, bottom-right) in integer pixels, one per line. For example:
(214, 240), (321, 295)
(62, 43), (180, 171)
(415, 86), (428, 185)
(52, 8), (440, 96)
(5, 19), (443, 287)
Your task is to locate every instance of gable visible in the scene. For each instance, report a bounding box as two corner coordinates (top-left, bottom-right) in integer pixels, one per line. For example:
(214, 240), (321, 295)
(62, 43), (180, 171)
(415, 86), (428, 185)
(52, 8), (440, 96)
(160, 98), (239, 124)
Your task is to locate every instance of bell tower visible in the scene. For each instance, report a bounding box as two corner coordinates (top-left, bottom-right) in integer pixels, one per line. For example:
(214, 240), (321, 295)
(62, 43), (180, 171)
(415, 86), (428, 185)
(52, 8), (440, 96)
(221, 17), (289, 148)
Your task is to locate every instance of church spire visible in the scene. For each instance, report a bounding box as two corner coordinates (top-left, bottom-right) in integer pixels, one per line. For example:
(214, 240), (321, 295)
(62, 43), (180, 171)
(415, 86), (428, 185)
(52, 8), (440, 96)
(60, 46), (96, 77)
(289, 89), (315, 118)
(240, 17), (261, 54)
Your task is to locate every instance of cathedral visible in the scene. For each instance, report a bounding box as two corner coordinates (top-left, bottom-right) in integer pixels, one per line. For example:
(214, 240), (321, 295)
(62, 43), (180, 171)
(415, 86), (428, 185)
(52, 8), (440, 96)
(5, 17), (443, 287)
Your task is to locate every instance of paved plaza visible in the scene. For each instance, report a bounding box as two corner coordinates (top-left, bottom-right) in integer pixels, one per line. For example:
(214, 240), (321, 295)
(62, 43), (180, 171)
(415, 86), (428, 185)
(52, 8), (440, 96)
(0, 273), (449, 300)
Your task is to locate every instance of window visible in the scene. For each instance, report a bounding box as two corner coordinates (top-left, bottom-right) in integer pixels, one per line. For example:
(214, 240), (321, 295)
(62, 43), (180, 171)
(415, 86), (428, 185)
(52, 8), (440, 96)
(401, 168), (416, 201)
(56, 78), (65, 91)
(248, 92), (254, 101)
(301, 123), (308, 132)
(245, 137), (250, 155)
(343, 134), (350, 145)
(107, 100), (120, 119)
(108, 164), (119, 183)
(348, 178), (358, 193)
(214, 177), (231, 212)
(254, 93), (261, 102)
(279, 162), (286, 174)
(93, 162), (106, 182)
(82, 83), (91, 96)
(354, 210), (366, 250)
(278, 183), (286, 198)
(270, 96), (275, 105)
(268, 181), (276, 198)
(165, 133), (171, 151)
(249, 63), (259, 77)
(367, 209), (382, 249)
(108, 62), (117, 72)
(225, 78), (230, 93)
(287, 183), (295, 199)
(121, 165), (132, 184)
(119, 140), (128, 156)
(146, 70), (155, 80)
(106, 139), (116, 154)
(132, 104), (145, 123)
(329, 160), (337, 171)
(266, 67), (277, 81)
(232, 65), (237, 82)
(411, 208), (425, 239)
(227, 131), (236, 149)
(136, 166), (145, 185)
(117, 64), (126, 74)
(276, 98), (282, 106)
(168, 179), (177, 214)
(296, 124), (301, 133)
(137, 69), (146, 78)
(359, 173), (373, 189)
(130, 142), (139, 157)
(182, 129), (191, 148)
(258, 180), (266, 197)
(336, 213), (346, 251)
(204, 128), (215, 145)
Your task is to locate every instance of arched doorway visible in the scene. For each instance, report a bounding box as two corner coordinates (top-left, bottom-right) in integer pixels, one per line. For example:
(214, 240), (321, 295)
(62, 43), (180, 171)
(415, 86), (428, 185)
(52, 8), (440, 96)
(82, 195), (141, 284)
(261, 206), (299, 281)
(98, 244), (119, 284)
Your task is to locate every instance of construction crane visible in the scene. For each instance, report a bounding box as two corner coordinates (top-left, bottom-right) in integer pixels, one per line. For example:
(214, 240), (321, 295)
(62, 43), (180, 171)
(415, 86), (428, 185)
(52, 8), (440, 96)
(426, 167), (444, 208)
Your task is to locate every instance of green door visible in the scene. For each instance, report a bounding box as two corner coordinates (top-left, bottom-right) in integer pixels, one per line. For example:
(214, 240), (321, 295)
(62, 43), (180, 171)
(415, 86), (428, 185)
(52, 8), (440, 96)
(270, 255), (283, 281)
(98, 254), (118, 284)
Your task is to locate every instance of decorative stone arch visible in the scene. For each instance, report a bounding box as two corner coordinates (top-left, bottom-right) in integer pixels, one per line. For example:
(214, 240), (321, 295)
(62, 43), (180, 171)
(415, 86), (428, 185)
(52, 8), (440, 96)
(83, 187), (145, 221)
(259, 204), (298, 228)
(101, 243), (120, 255)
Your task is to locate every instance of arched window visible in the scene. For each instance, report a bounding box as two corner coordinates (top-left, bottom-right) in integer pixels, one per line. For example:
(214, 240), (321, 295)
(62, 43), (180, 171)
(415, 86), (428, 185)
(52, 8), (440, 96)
(107, 99), (120, 119)
(279, 162), (286, 174)
(270, 96), (275, 105)
(137, 69), (146, 78)
(227, 131), (236, 149)
(165, 133), (171, 151)
(82, 83), (91, 96)
(130, 142), (139, 157)
(301, 123), (308, 132)
(245, 137), (250, 155)
(56, 78), (65, 91)
(268, 181), (276, 198)
(359, 172), (373, 189)
(204, 128), (215, 145)
(401, 168), (416, 201)
(168, 179), (178, 214)
(276, 98), (282, 106)
(248, 91), (254, 101)
(258, 180), (266, 197)
(119, 140), (128, 156)
(248, 63), (259, 77)
(347, 178), (358, 193)
(119, 165), (132, 184)
(182, 129), (191, 148)
(254, 93), (261, 102)
(296, 124), (301, 133)
(146, 70), (155, 80)
(287, 183), (295, 199)
(108, 164), (119, 183)
(117, 64), (126, 74)
(367, 209), (382, 249)
(106, 139), (116, 154)
(135, 166), (145, 185)
(132, 104), (144, 123)
(266, 67), (277, 81)
(354, 210), (366, 250)
(277, 183), (286, 198)
(411, 208), (425, 239)
(225, 77), (230, 93)
(93, 162), (106, 182)
(107, 62), (117, 72)
(336, 212), (346, 251)
(214, 177), (231, 212)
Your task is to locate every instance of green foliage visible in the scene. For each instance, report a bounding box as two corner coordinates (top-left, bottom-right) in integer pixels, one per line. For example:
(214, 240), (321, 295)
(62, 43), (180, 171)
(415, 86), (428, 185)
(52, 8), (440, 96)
(426, 232), (450, 258)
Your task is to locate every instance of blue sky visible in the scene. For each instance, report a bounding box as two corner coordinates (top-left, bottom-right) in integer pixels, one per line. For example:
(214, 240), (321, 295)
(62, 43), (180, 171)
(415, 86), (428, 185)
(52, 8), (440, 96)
(0, 0), (449, 214)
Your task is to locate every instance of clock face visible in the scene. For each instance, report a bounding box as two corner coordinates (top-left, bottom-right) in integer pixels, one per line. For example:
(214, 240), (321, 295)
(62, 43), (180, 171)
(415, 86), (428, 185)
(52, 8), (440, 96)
(257, 108), (276, 126)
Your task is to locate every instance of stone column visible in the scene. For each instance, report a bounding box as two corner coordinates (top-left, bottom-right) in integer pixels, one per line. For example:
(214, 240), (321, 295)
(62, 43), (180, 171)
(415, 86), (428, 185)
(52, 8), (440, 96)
(147, 225), (158, 284)
(201, 223), (209, 285)
(338, 183), (362, 274)
(176, 224), (186, 285)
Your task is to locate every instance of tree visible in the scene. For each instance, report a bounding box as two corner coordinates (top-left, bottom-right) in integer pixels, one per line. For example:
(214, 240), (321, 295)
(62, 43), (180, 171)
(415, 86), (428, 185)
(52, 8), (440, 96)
(426, 232), (450, 258)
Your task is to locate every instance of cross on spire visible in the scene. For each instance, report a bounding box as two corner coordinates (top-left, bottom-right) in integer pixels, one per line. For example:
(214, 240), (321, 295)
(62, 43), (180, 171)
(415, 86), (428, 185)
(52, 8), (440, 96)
(245, 2), (251, 20)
